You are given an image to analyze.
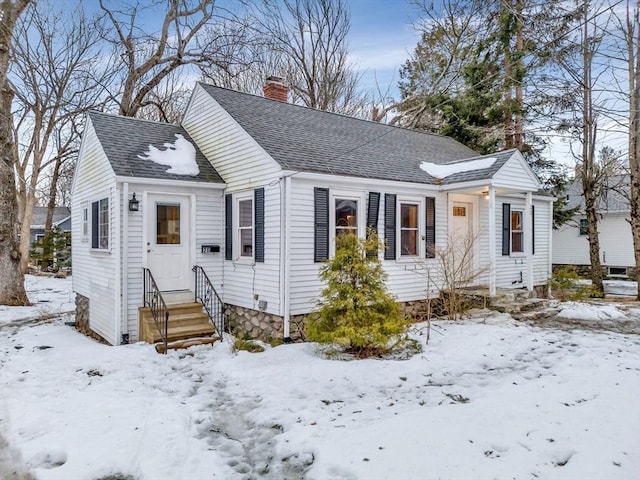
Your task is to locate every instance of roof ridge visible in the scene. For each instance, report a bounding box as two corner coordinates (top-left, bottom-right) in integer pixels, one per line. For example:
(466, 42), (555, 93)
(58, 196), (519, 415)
(196, 82), (475, 145)
(88, 110), (180, 128)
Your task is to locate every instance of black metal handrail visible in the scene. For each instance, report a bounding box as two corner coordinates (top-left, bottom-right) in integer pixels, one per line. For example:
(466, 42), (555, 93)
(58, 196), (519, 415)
(192, 265), (225, 337)
(143, 268), (169, 353)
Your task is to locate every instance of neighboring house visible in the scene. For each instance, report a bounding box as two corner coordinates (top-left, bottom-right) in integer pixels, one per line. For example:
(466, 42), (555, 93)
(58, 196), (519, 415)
(30, 206), (72, 269)
(30, 206), (71, 245)
(553, 175), (634, 278)
(71, 78), (555, 346)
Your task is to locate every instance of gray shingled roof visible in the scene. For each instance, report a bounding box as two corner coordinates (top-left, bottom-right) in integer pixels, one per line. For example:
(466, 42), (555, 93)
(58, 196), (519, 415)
(564, 175), (630, 212)
(31, 207), (70, 228)
(199, 83), (513, 185)
(88, 111), (222, 183)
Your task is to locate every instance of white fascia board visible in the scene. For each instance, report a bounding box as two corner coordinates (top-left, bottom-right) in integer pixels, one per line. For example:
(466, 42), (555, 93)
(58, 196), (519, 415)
(115, 176), (226, 190)
(288, 171), (440, 194)
(439, 179), (494, 191)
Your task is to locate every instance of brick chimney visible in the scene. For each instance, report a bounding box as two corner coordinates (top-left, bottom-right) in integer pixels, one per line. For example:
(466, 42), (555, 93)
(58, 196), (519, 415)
(263, 76), (288, 102)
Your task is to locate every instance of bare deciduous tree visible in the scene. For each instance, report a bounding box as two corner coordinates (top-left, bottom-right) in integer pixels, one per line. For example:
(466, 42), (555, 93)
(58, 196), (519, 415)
(99, 0), (256, 118)
(258, 0), (366, 115)
(0, 0), (30, 305)
(422, 233), (488, 320)
(620, 0), (640, 299)
(10, 1), (110, 272)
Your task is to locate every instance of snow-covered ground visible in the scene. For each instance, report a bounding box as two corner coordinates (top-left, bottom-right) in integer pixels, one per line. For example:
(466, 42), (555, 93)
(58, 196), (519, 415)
(0, 276), (639, 480)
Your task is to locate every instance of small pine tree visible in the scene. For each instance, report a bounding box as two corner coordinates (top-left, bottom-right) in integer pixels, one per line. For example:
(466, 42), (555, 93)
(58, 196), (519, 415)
(307, 231), (407, 357)
(30, 227), (71, 272)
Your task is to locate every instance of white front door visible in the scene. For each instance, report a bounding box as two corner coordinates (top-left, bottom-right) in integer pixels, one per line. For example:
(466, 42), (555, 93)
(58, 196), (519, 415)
(451, 201), (475, 285)
(147, 194), (191, 291)
(452, 201), (472, 242)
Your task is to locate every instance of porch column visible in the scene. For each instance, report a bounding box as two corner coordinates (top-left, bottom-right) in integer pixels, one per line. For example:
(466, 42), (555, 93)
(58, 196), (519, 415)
(525, 191), (533, 292)
(488, 186), (496, 297)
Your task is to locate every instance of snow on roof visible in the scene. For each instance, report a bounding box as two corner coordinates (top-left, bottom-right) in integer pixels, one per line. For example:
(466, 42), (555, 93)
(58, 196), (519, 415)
(420, 157), (497, 179)
(138, 133), (200, 176)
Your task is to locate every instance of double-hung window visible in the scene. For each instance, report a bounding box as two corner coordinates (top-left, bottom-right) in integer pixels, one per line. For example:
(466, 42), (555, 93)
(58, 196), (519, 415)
(91, 198), (109, 250)
(400, 203), (419, 256)
(225, 189), (264, 262)
(335, 198), (358, 238)
(579, 218), (588, 236)
(238, 197), (253, 258)
(511, 209), (524, 254)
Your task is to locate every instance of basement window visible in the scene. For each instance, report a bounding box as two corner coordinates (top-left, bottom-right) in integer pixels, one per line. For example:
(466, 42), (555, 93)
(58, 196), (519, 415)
(608, 267), (628, 278)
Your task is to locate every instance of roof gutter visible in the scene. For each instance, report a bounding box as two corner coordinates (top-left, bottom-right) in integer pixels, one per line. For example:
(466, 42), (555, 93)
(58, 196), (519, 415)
(115, 176), (226, 189)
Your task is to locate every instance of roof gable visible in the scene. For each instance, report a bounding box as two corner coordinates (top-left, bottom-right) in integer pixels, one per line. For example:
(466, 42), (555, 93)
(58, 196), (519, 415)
(87, 111), (223, 184)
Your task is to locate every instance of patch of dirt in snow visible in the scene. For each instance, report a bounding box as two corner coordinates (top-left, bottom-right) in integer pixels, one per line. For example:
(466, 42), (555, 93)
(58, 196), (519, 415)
(0, 431), (35, 480)
(513, 301), (640, 335)
(197, 376), (314, 479)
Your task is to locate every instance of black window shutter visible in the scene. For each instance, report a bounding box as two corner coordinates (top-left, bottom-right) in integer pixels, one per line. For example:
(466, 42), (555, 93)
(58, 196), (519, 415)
(225, 193), (233, 260)
(502, 203), (511, 256)
(425, 197), (436, 258)
(384, 193), (397, 260)
(254, 188), (265, 262)
(531, 204), (535, 255)
(314, 187), (329, 262)
(366, 192), (380, 257)
(91, 201), (98, 249)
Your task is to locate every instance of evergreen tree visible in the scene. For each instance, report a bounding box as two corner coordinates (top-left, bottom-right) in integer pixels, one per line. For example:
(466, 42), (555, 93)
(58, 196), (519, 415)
(307, 232), (406, 357)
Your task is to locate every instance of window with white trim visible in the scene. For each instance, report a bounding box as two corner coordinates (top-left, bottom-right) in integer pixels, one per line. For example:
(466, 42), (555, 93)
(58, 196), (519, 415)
(511, 209), (524, 253)
(91, 198), (109, 250)
(82, 204), (88, 241)
(335, 198), (358, 238)
(237, 196), (253, 258)
(400, 203), (419, 256)
(579, 218), (588, 236)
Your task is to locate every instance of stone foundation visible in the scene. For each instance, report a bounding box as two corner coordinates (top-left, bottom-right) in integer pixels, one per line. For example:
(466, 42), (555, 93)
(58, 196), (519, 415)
(75, 293), (89, 331)
(553, 264), (637, 280)
(74, 293), (109, 344)
(224, 305), (315, 343)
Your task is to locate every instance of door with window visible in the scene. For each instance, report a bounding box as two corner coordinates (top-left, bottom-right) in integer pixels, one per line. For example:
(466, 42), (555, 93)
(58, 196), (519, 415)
(147, 194), (191, 291)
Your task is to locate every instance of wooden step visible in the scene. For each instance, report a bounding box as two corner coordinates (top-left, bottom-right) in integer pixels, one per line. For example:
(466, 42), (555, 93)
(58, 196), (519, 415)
(139, 302), (216, 344)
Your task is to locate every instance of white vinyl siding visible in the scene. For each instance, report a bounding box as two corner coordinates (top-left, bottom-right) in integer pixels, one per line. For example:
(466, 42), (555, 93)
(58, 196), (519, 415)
(71, 118), (118, 345)
(477, 196), (553, 289)
(553, 212), (635, 268)
(289, 178), (446, 315)
(183, 85), (283, 315)
(492, 153), (540, 191)
(183, 84), (282, 189)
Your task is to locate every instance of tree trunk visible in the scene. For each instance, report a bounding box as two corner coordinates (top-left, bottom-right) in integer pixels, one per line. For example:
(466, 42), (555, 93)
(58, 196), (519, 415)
(627, 0), (640, 300)
(514, 0), (524, 150)
(41, 157), (62, 271)
(0, 0), (30, 305)
(581, 3), (604, 297)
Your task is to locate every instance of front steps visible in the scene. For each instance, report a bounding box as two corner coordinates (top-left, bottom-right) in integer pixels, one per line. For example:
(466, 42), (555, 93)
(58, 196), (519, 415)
(139, 301), (217, 350)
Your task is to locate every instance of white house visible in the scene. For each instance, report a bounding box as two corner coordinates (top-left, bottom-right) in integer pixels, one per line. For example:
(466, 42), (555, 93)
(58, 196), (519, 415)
(71, 78), (555, 346)
(553, 176), (634, 278)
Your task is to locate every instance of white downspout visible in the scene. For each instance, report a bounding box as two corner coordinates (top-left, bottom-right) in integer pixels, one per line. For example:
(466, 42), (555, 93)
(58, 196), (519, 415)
(122, 182), (129, 343)
(525, 192), (533, 292)
(488, 186), (496, 297)
(283, 176), (292, 340)
(114, 185), (122, 346)
(548, 200), (554, 296)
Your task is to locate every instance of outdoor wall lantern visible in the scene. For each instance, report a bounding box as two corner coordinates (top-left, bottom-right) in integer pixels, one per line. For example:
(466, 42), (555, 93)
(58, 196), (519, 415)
(129, 193), (140, 212)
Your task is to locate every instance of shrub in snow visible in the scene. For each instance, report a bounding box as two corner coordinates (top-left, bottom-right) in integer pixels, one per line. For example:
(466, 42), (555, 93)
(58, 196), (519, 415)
(307, 231), (407, 357)
(550, 266), (597, 301)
